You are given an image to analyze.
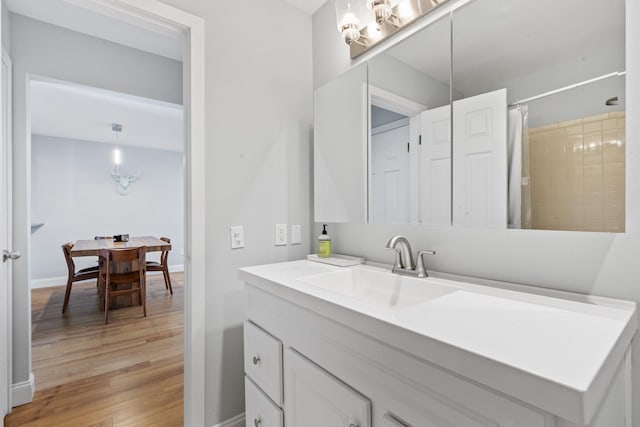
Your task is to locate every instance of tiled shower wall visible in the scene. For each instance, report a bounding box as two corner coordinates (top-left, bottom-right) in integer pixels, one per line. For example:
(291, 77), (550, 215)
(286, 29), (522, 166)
(528, 112), (625, 232)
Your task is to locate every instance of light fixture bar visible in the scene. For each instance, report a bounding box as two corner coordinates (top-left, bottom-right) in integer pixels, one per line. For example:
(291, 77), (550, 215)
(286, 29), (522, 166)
(349, 0), (449, 59)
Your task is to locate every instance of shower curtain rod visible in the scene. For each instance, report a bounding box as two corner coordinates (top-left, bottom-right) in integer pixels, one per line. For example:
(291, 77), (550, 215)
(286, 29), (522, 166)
(507, 71), (626, 108)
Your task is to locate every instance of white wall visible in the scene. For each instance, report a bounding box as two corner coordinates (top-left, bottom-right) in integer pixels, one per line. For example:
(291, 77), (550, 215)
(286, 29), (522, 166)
(1, 0), (9, 54)
(137, 1), (313, 424)
(369, 53), (452, 109)
(9, 12), (182, 400)
(312, 1), (640, 426)
(30, 135), (183, 282)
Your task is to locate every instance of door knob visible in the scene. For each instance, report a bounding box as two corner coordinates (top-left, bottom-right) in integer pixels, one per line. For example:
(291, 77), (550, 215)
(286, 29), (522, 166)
(3, 250), (21, 263)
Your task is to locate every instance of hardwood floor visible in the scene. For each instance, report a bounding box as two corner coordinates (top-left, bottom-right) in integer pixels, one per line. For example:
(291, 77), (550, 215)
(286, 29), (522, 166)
(4, 272), (184, 427)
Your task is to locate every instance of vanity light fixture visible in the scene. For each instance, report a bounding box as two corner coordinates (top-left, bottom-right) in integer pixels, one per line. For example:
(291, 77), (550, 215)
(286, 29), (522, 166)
(335, 0), (449, 58)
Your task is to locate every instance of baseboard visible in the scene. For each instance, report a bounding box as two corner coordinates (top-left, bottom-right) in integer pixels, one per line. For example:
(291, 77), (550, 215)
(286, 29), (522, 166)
(30, 265), (184, 289)
(169, 264), (184, 273)
(31, 275), (67, 289)
(212, 413), (245, 427)
(11, 372), (35, 407)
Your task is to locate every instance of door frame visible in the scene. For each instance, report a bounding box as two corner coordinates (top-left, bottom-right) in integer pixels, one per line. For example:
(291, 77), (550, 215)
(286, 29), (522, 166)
(18, 1), (206, 424)
(1, 47), (13, 419)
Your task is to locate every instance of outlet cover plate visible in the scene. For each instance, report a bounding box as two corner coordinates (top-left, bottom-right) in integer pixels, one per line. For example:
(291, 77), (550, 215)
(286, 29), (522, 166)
(275, 224), (287, 246)
(291, 224), (302, 245)
(230, 226), (244, 249)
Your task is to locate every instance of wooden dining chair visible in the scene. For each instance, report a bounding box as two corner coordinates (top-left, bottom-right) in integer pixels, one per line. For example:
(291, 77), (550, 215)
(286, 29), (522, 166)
(146, 237), (173, 294)
(99, 247), (146, 324)
(62, 242), (100, 314)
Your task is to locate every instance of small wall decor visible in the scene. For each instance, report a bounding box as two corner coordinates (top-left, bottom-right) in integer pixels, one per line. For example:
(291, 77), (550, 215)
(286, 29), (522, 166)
(111, 165), (141, 195)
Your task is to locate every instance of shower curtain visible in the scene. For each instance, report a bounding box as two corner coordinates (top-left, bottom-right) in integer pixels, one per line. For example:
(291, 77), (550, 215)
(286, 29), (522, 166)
(507, 105), (531, 229)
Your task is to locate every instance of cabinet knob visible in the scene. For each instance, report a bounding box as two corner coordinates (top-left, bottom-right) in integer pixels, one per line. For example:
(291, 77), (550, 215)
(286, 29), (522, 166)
(252, 355), (261, 365)
(254, 418), (262, 427)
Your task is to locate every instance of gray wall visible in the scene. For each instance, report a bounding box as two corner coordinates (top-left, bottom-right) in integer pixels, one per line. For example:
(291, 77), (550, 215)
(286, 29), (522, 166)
(312, 1), (640, 426)
(31, 135), (184, 281)
(1, 0), (8, 54)
(9, 12), (182, 396)
(130, 0), (313, 424)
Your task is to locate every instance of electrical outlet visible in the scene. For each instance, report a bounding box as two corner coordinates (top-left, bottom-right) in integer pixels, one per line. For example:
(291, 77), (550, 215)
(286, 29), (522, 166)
(230, 226), (244, 249)
(291, 224), (302, 245)
(275, 224), (287, 246)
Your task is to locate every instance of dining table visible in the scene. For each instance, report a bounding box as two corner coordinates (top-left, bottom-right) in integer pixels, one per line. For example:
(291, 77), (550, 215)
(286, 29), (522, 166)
(70, 236), (172, 309)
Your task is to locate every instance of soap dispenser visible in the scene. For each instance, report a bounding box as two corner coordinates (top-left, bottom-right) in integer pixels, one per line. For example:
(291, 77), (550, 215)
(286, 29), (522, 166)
(318, 224), (331, 258)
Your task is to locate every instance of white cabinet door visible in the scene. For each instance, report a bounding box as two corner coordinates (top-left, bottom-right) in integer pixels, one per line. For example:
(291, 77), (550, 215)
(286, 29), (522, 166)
(284, 348), (371, 427)
(452, 88), (508, 228)
(420, 105), (451, 225)
(314, 64), (368, 223)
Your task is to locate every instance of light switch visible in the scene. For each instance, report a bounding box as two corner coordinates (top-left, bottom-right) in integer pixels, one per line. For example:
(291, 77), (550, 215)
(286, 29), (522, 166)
(275, 224), (287, 246)
(291, 224), (302, 245)
(230, 226), (244, 249)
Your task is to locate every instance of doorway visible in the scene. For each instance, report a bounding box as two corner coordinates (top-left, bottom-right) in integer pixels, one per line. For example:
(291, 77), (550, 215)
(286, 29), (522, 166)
(1, 1), (205, 425)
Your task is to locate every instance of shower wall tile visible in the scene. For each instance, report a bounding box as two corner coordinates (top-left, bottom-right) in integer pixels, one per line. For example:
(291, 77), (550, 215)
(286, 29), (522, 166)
(528, 112), (625, 232)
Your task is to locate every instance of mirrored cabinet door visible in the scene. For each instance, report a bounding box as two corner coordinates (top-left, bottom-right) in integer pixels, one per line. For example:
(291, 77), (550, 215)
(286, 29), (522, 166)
(452, 0), (626, 232)
(368, 15), (452, 225)
(314, 63), (368, 223)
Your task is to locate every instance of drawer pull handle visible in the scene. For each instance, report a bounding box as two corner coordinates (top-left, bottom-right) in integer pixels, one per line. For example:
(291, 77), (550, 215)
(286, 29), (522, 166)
(349, 424), (359, 427)
(252, 355), (261, 365)
(254, 418), (261, 426)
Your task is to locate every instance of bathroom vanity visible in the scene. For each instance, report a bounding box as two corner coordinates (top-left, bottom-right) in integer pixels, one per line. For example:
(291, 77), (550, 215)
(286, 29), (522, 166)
(239, 261), (636, 427)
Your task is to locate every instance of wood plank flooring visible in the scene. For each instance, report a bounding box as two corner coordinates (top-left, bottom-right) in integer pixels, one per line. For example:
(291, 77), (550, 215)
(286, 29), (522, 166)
(4, 273), (184, 427)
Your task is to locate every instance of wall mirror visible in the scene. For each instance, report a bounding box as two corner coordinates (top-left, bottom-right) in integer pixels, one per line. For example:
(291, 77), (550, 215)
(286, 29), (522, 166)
(368, 15), (451, 225)
(314, 0), (626, 232)
(452, 0), (626, 232)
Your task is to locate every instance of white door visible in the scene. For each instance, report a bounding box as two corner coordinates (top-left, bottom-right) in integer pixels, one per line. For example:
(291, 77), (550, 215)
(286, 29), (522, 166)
(420, 105), (451, 225)
(1, 48), (16, 418)
(452, 89), (507, 228)
(284, 348), (371, 427)
(371, 121), (410, 224)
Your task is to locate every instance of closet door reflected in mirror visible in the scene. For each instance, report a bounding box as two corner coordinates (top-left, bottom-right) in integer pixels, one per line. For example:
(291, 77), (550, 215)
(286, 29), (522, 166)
(452, 0), (626, 232)
(368, 16), (452, 225)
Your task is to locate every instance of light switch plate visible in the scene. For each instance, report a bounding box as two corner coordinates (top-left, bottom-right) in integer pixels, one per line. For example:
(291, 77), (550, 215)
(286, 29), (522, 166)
(291, 224), (302, 245)
(230, 226), (244, 249)
(275, 224), (287, 246)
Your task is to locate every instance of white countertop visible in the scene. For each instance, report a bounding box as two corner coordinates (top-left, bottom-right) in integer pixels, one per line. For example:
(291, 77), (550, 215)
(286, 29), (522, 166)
(238, 260), (637, 424)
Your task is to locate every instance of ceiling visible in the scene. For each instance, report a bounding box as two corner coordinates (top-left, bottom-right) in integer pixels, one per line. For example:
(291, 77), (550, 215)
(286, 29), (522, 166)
(30, 80), (184, 152)
(5, 0), (184, 61)
(282, 0), (328, 14)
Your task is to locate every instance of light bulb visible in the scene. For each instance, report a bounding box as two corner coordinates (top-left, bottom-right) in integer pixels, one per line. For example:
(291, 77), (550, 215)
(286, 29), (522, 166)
(113, 147), (122, 165)
(335, 0), (363, 44)
(367, 0), (392, 24)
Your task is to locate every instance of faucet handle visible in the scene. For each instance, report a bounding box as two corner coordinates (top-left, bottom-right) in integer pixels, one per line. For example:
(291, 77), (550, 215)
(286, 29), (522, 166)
(416, 250), (436, 278)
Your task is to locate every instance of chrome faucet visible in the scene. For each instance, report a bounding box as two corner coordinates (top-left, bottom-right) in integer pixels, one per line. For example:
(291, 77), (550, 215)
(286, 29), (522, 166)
(385, 236), (436, 278)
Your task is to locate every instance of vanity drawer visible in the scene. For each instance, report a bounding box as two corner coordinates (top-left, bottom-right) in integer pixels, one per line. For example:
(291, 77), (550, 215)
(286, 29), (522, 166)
(244, 320), (283, 405)
(245, 376), (283, 427)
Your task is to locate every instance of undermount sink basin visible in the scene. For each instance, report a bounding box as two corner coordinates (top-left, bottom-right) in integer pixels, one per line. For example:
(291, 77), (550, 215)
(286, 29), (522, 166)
(298, 267), (456, 310)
